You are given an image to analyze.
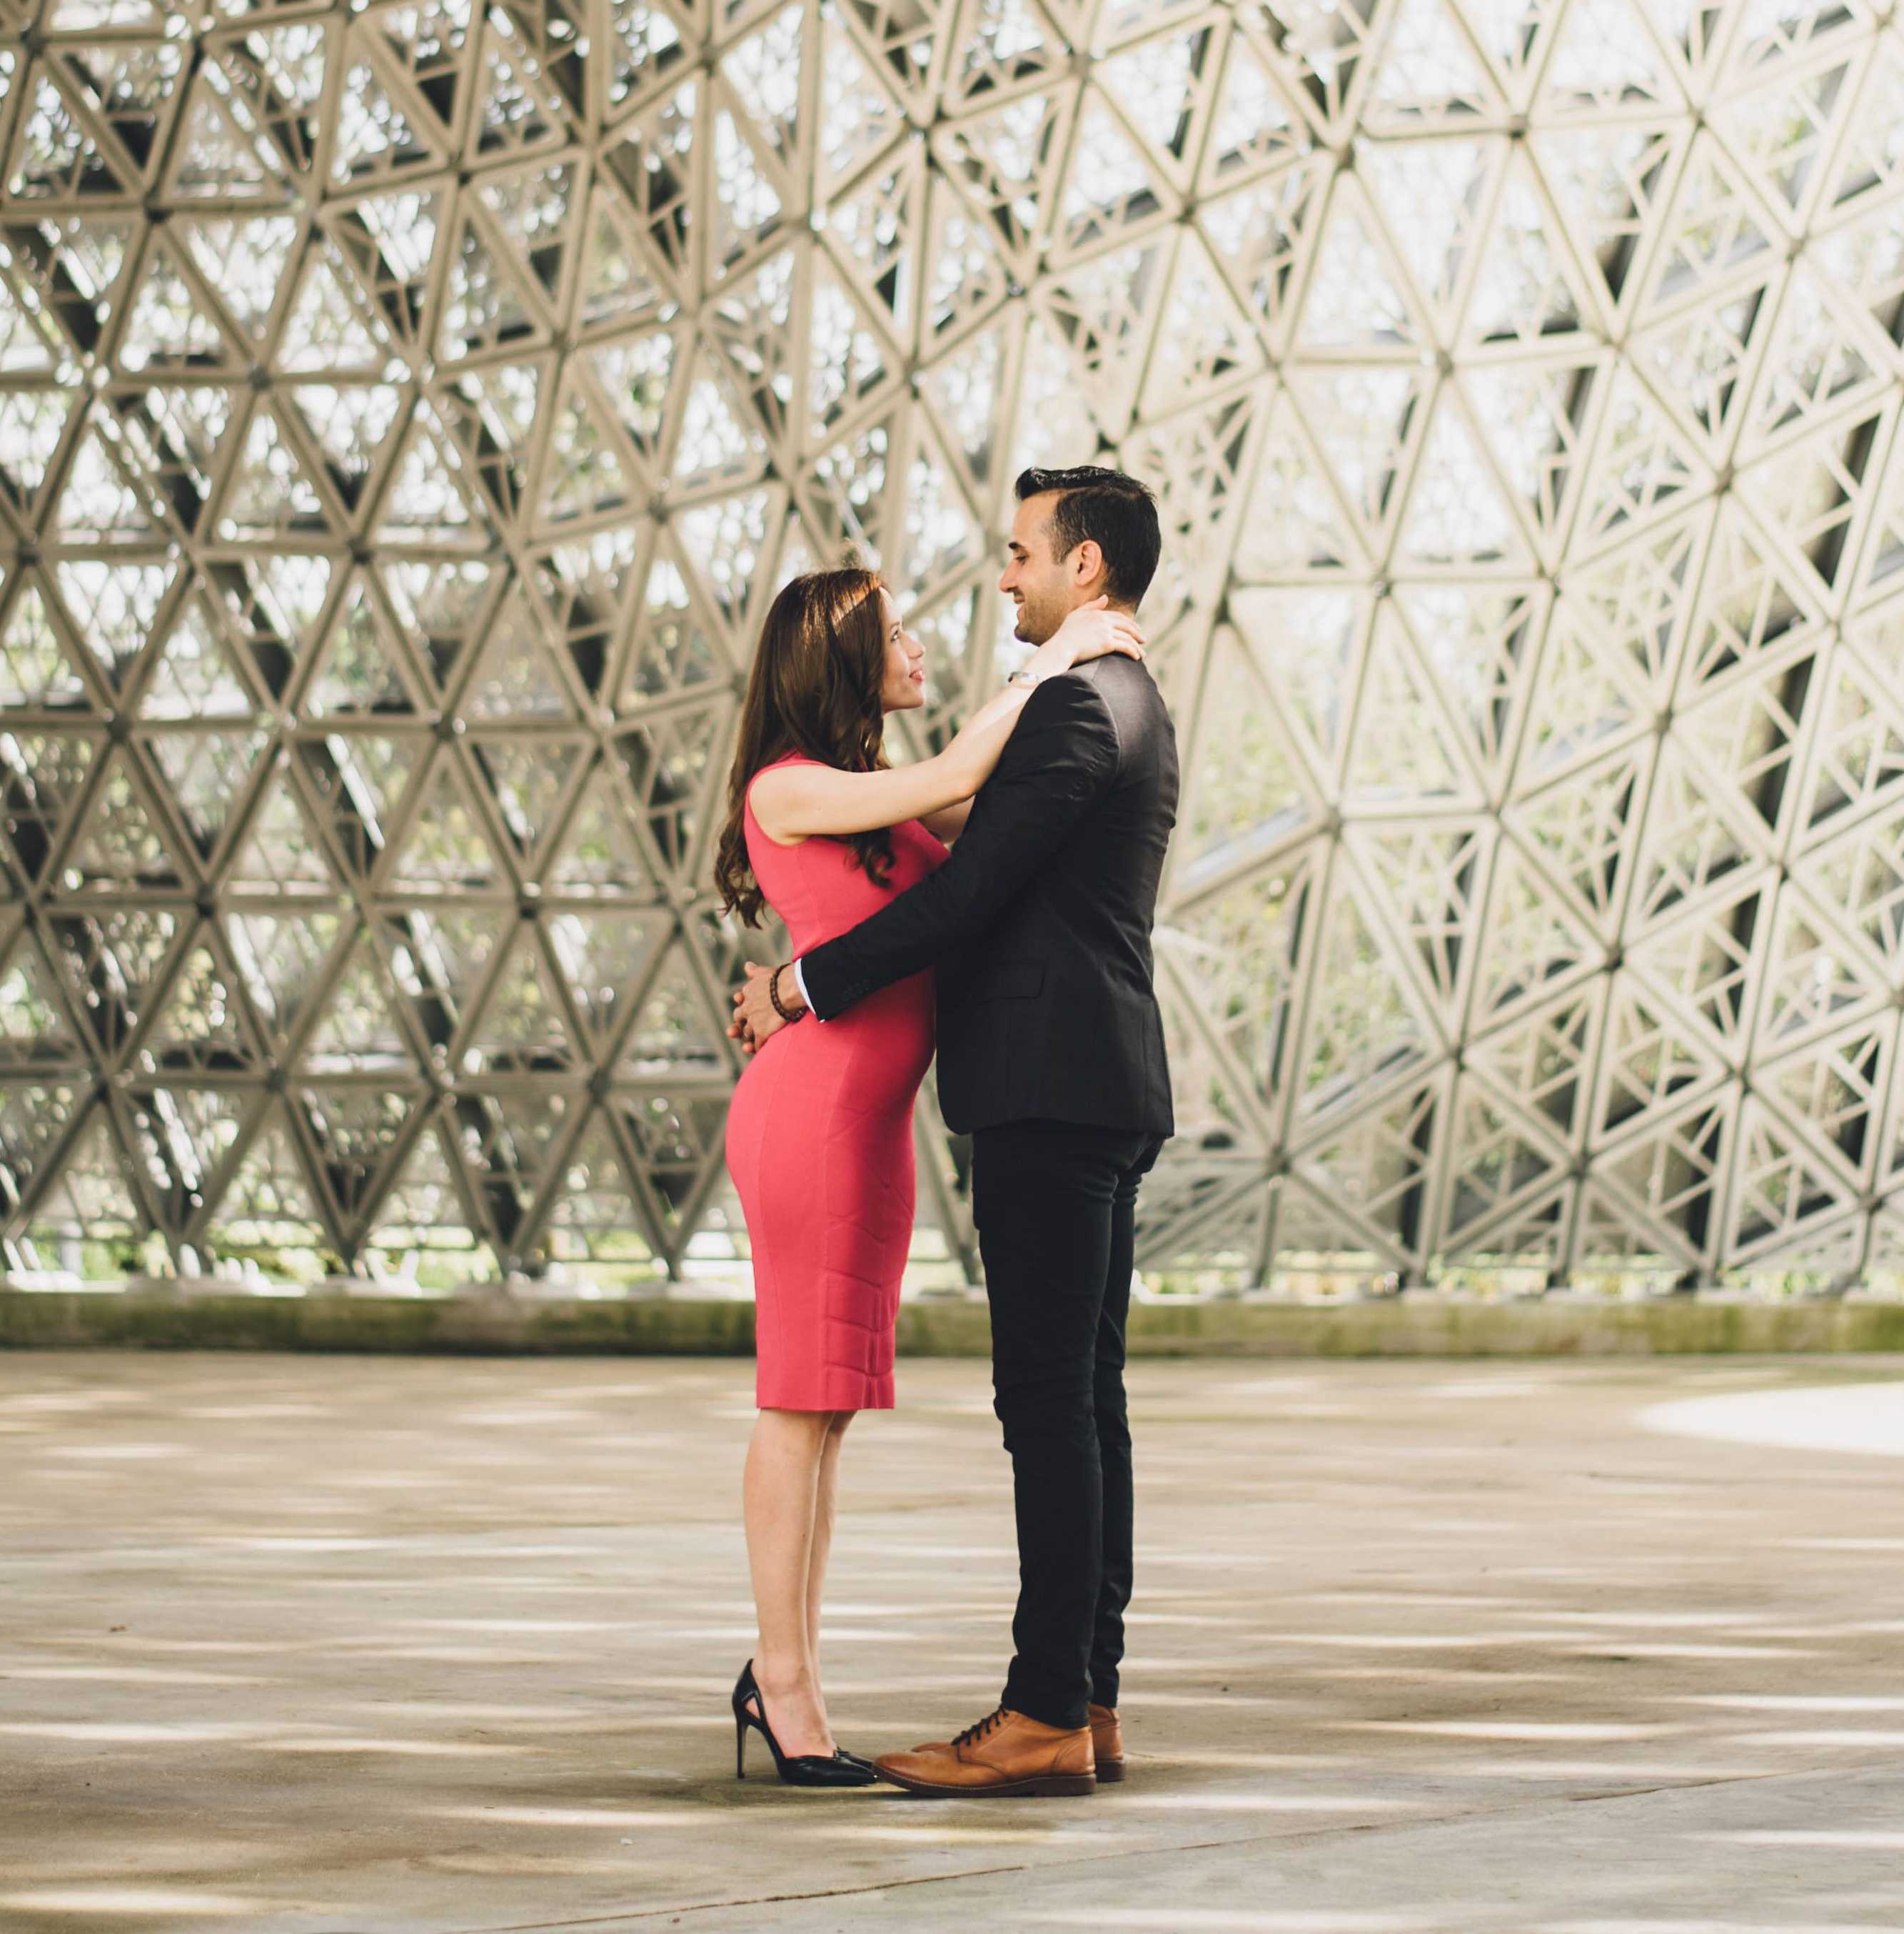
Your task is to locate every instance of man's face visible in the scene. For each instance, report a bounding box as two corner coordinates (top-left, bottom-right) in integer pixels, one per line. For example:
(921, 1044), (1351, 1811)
(999, 494), (1094, 645)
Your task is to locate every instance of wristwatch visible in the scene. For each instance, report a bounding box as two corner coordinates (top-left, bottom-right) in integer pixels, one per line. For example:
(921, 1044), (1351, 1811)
(1007, 664), (1047, 688)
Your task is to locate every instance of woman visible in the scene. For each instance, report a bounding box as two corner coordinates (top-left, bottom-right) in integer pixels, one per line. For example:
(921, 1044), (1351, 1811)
(712, 565), (1143, 1786)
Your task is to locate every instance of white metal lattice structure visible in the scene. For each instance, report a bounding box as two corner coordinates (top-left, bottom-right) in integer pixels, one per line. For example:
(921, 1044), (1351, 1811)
(1, 0), (1903, 1292)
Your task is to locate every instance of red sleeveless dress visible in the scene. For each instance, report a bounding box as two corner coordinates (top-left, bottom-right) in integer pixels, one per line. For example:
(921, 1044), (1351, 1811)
(724, 753), (947, 1410)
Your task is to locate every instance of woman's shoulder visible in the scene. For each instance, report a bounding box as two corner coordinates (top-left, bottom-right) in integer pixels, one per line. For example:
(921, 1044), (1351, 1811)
(745, 752), (827, 800)
(745, 752), (831, 847)
(750, 751), (832, 778)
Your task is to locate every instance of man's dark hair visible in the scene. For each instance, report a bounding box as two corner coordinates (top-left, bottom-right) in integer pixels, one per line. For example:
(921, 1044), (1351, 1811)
(1014, 465), (1161, 608)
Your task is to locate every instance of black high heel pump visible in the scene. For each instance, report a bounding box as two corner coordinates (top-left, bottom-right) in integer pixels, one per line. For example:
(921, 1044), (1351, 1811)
(732, 1661), (877, 1787)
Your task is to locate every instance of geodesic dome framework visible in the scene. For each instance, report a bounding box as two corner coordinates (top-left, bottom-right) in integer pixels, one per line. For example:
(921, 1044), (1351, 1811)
(1, 0), (1903, 1293)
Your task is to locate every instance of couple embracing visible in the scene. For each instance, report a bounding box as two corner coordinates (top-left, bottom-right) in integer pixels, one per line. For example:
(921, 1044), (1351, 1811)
(712, 465), (1177, 1798)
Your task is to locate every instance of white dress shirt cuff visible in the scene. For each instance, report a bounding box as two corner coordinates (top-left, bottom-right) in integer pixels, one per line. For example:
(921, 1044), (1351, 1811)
(790, 956), (822, 1022)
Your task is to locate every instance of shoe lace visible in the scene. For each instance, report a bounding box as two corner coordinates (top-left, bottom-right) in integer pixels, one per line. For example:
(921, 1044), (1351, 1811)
(952, 1708), (1007, 1751)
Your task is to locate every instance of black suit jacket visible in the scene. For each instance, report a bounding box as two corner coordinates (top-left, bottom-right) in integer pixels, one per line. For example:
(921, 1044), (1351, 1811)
(797, 653), (1178, 1137)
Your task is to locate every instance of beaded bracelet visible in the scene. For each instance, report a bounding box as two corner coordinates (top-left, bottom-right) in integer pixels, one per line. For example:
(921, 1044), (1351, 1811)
(767, 962), (806, 1024)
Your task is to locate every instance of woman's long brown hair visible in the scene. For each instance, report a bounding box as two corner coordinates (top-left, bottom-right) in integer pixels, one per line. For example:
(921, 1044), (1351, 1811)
(713, 566), (898, 927)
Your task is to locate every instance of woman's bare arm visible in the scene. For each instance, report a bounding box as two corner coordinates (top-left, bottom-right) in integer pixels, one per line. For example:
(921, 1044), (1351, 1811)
(748, 737), (992, 846)
(920, 799), (974, 845)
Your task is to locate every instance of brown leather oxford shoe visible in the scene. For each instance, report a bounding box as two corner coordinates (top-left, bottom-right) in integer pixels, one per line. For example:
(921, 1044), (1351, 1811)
(1088, 1701), (1125, 1782)
(874, 1706), (1095, 1798)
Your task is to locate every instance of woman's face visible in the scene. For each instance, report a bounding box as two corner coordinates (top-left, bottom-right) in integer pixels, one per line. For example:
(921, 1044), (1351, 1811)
(875, 588), (927, 714)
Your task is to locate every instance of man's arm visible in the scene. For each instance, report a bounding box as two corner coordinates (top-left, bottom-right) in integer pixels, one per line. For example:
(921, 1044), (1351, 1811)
(796, 675), (1119, 1019)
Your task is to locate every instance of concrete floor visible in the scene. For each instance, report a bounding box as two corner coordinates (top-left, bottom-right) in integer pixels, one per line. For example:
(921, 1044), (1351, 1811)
(1, 1353), (1901, 1934)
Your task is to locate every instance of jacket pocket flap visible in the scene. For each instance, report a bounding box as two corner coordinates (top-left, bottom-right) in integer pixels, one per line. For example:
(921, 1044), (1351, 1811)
(972, 961), (1044, 1000)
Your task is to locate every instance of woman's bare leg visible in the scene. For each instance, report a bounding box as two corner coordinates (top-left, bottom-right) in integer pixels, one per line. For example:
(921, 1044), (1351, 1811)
(742, 1407), (835, 1758)
(805, 1411), (855, 1728)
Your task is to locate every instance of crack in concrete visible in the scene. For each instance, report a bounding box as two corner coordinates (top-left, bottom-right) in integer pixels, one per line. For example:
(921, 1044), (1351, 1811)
(447, 1806), (1531, 1932)
(1563, 1761), (1873, 1804)
(454, 1858), (1039, 1932)
(440, 1756), (1887, 1934)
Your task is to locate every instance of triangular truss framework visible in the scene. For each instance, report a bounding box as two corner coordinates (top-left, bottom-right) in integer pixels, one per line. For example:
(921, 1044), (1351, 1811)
(3, 0), (1904, 1291)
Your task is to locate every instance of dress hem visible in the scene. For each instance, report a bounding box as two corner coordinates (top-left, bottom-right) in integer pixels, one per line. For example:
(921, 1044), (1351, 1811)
(755, 1384), (897, 1414)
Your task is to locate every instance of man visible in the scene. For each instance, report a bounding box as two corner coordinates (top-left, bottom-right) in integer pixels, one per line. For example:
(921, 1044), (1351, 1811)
(730, 465), (1178, 1798)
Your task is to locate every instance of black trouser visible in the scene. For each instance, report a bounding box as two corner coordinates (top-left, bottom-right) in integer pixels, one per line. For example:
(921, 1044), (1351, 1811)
(969, 1118), (1167, 1732)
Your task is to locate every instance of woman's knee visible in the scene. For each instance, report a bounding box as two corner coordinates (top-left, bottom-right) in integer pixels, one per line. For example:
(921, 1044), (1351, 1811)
(757, 1407), (838, 1448)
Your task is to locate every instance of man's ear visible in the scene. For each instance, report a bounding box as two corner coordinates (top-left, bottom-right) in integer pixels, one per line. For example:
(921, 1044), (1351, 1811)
(1072, 538), (1105, 591)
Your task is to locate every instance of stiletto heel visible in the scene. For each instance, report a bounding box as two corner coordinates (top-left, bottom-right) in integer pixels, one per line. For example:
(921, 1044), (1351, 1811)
(731, 1660), (877, 1788)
